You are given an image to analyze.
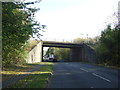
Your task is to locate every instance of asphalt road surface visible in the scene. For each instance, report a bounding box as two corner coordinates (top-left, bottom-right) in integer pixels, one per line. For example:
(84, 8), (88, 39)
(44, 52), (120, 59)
(47, 62), (119, 88)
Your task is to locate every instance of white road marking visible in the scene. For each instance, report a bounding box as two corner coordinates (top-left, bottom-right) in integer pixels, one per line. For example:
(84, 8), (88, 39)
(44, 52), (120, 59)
(80, 68), (88, 72)
(92, 73), (111, 82)
(51, 72), (53, 75)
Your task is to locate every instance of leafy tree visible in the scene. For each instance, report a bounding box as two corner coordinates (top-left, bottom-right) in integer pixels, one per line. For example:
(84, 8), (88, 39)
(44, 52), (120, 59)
(45, 47), (70, 61)
(73, 38), (86, 43)
(95, 25), (120, 66)
(45, 47), (55, 57)
(55, 48), (70, 61)
(2, 1), (43, 67)
(73, 37), (96, 44)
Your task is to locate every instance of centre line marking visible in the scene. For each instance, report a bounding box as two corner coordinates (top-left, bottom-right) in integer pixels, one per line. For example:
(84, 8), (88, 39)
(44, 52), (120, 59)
(92, 73), (111, 82)
(80, 68), (88, 72)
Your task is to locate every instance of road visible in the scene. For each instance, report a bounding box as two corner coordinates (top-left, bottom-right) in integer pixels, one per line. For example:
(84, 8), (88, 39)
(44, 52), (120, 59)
(47, 62), (119, 88)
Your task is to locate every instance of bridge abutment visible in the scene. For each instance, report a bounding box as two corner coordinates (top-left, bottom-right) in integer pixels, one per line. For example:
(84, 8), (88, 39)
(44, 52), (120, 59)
(27, 41), (43, 63)
(82, 44), (96, 63)
(70, 48), (83, 62)
(70, 44), (96, 63)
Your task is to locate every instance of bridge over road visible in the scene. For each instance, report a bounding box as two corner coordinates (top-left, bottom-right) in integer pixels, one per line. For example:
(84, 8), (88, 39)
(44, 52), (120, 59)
(26, 41), (96, 63)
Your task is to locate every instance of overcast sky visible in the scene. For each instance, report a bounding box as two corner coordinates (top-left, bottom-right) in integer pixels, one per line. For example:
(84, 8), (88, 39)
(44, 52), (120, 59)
(30, 0), (119, 41)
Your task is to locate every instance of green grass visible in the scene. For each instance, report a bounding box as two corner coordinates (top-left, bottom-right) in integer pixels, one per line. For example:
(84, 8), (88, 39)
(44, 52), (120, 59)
(2, 62), (46, 81)
(8, 63), (53, 88)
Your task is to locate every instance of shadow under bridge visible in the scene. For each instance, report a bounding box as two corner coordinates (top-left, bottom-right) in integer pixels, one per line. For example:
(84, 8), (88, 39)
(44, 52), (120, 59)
(42, 41), (85, 62)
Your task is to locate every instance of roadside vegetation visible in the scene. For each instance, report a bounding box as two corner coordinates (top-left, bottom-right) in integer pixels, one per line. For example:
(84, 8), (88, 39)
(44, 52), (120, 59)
(2, 62), (44, 81)
(2, 0), (119, 88)
(45, 47), (70, 62)
(2, 1), (52, 88)
(73, 24), (120, 68)
(2, 0), (45, 68)
(8, 63), (53, 88)
(95, 25), (120, 67)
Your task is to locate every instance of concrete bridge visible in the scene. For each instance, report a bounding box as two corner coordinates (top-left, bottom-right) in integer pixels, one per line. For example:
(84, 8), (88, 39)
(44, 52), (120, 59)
(27, 41), (96, 63)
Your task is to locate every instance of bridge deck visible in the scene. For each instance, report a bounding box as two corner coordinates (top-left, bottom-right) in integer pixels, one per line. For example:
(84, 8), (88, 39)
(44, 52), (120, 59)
(42, 41), (83, 48)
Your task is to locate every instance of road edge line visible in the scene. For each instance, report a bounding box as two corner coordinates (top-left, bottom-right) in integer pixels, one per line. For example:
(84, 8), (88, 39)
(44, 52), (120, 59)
(92, 73), (111, 82)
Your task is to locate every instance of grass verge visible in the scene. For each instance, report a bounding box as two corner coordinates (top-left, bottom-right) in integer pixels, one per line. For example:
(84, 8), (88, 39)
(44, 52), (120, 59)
(7, 62), (53, 88)
(2, 62), (48, 81)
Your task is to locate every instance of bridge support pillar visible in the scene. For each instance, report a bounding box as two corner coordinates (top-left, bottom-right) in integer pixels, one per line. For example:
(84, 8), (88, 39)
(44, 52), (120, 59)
(70, 47), (83, 62)
(81, 44), (96, 63)
(40, 41), (43, 62)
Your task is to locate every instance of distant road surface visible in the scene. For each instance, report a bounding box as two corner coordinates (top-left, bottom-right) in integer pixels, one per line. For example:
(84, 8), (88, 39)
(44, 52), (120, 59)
(47, 62), (119, 88)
